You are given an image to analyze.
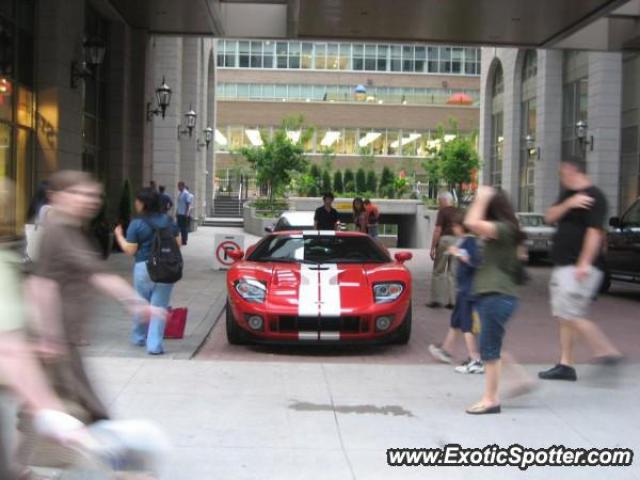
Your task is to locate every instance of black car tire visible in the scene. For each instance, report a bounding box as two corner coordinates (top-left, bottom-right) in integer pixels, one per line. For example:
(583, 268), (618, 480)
(393, 303), (412, 345)
(226, 300), (248, 345)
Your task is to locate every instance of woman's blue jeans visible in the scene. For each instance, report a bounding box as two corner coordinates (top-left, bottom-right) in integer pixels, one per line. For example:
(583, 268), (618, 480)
(132, 261), (174, 354)
(476, 294), (518, 362)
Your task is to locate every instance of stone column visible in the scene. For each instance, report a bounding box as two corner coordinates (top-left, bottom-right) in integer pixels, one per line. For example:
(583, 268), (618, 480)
(149, 36), (183, 201)
(499, 49), (520, 201)
(535, 50), (563, 212)
(588, 52), (622, 215)
(35, 0), (85, 177)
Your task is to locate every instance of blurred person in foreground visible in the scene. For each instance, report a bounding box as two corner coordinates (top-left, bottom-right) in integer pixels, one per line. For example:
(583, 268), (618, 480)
(17, 171), (168, 473)
(539, 157), (623, 382)
(464, 186), (533, 414)
(0, 178), (101, 478)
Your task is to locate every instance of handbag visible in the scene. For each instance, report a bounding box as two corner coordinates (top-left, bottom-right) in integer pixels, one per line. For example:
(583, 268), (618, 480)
(164, 307), (188, 339)
(24, 223), (42, 261)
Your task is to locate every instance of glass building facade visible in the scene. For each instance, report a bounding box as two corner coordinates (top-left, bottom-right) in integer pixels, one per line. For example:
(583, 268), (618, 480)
(216, 82), (480, 107)
(216, 39), (481, 76)
(215, 125), (463, 158)
(0, 0), (35, 236)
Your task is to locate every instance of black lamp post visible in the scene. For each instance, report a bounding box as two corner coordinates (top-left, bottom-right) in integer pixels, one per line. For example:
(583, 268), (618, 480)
(147, 77), (172, 121)
(70, 36), (106, 89)
(177, 105), (197, 139)
(575, 120), (594, 151)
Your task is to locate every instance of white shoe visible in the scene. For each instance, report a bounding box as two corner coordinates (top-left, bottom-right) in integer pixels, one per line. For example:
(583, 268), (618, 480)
(428, 344), (453, 364)
(455, 359), (484, 374)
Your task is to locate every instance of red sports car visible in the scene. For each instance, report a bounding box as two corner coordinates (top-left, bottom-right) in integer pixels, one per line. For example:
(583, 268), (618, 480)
(225, 231), (413, 345)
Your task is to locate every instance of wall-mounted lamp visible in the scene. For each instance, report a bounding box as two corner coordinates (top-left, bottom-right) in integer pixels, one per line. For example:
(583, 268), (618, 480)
(70, 36), (106, 89)
(575, 120), (594, 151)
(197, 126), (214, 150)
(525, 134), (540, 160)
(146, 77), (172, 121)
(177, 105), (197, 139)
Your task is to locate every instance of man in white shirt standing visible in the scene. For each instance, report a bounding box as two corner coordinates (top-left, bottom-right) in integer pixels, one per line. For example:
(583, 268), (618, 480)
(176, 181), (194, 246)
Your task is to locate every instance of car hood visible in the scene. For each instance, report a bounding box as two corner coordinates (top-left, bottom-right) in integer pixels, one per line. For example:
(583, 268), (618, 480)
(232, 261), (409, 315)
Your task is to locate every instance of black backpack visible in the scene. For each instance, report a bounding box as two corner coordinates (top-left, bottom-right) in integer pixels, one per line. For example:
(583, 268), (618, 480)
(142, 218), (183, 283)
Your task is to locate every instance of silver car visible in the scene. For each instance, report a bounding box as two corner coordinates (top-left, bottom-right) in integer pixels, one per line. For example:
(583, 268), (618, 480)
(517, 212), (556, 259)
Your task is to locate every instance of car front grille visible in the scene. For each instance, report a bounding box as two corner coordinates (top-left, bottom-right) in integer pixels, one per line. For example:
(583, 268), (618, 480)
(277, 316), (361, 334)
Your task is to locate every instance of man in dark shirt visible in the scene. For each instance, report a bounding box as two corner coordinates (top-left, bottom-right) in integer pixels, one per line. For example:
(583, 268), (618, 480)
(158, 185), (173, 214)
(428, 191), (458, 308)
(539, 157), (622, 382)
(314, 192), (339, 230)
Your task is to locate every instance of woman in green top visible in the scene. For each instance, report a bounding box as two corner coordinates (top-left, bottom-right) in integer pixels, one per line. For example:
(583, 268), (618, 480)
(464, 186), (526, 415)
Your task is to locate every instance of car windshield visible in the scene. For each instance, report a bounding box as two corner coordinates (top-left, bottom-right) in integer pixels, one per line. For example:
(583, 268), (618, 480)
(247, 235), (390, 264)
(518, 215), (546, 227)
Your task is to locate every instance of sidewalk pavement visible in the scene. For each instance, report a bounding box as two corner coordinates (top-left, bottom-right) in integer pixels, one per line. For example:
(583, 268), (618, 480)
(87, 357), (640, 480)
(81, 226), (260, 359)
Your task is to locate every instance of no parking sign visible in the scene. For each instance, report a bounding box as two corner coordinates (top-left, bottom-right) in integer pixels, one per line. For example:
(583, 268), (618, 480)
(213, 234), (245, 270)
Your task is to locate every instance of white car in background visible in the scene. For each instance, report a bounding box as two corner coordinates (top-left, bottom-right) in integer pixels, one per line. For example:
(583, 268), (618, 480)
(517, 212), (556, 260)
(265, 211), (348, 233)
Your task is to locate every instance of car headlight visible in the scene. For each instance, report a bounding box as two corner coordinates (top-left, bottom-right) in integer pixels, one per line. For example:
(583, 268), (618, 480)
(235, 278), (266, 303)
(373, 282), (404, 303)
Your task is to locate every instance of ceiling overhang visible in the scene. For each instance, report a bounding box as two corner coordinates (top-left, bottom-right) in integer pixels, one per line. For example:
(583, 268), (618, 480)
(104, 0), (640, 51)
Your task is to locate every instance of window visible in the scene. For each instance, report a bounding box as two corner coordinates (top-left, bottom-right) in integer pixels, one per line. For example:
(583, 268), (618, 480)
(440, 47), (452, 73)
(415, 46), (426, 72)
(402, 45), (414, 72)
(301, 42), (313, 69)
(250, 41), (262, 68)
(338, 43), (351, 70)
(288, 41), (300, 69)
(364, 44), (376, 71)
(390, 45), (402, 72)
(352, 44), (363, 70)
(451, 47), (463, 74)
(263, 41), (275, 68)
(428, 47), (439, 73)
(214, 39), (480, 75)
(276, 42), (287, 68)
(377, 45), (388, 71)
(238, 41), (250, 67)
(327, 43), (339, 70)
(315, 43), (327, 69)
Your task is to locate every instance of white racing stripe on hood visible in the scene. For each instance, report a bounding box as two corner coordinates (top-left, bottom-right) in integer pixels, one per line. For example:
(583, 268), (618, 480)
(318, 264), (341, 317)
(299, 264), (319, 316)
(298, 263), (342, 317)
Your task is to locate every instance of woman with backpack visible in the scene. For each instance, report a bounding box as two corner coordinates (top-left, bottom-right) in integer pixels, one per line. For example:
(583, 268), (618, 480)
(114, 187), (182, 355)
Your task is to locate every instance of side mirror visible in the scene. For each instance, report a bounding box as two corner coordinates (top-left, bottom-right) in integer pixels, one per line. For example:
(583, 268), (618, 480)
(394, 251), (413, 263)
(228, 249), (244, 262)
(609, 217), (621, 228)
(265, 225), (274, 233)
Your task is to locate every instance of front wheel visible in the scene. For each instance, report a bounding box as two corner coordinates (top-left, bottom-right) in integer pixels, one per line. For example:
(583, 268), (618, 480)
(393, 303), (412, 345)
(226, 300), (248, 345)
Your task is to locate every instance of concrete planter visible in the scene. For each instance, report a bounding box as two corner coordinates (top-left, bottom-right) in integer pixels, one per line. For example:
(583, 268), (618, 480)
(243, 205), (277, 237)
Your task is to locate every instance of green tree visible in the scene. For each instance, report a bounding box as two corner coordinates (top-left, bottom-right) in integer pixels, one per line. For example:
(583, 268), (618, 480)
(366, 170), (378, 194)
(238, 116), (312, 208)
(344, 169), (355, 193)
(355, 168), (367, 193)
(309, 164), (321, 184)
(379, 166), (394, 191)
(322, 170), (332, 193)
(422, 119), (480, 196)
(333, 170), (344, 194)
